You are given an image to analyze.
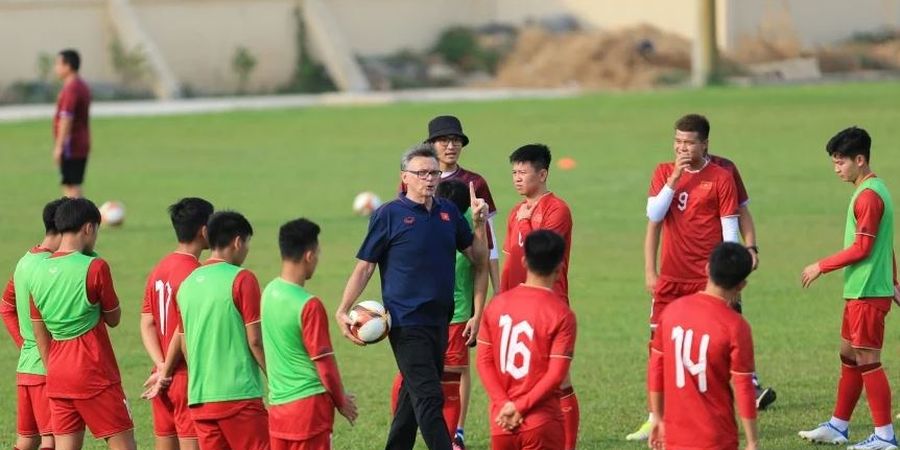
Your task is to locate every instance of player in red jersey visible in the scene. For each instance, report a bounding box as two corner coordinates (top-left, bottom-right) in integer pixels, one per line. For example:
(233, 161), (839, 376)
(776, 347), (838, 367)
(648, 242), (759, 450)
(53, 49), (92, 199)
(1, 198), (67, 450)
(499, 144), (577, 449)
(29, 198), (136, 450)
(478, 230), (576, 450)
(139, 198), (214, 450)
(629, 114), (741, 441)
(396, 115), (500, 448)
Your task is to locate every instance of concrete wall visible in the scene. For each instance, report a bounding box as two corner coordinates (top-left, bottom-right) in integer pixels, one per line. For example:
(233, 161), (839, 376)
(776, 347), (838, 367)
(1, 0), (898, 95)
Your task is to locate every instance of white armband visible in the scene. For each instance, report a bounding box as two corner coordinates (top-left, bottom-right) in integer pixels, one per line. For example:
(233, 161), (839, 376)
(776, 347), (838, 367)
(646, 185), (675, 222)
(488, 217), (499, 261)
(721, 216), (740, 243)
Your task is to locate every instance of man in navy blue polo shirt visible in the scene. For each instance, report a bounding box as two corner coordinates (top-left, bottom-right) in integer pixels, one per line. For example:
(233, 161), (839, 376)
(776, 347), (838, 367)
(337, 144), (488, 450)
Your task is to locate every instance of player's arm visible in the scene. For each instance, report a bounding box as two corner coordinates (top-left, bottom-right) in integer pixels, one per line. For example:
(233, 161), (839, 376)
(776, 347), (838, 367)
(731, 319), (758, 449)
(474, 316), (510, 407)
(461, 183), (489, 332)
(738, 205), (759, 269)
(1, 278), (24, 348)
(234, 271), (266, 375)
(717, 175), (741, 243)
(53, 89), (75, 165)
(646, 163), (684, 222)
(142, 326), (183, 399)
(644, 221), (662, 294)
(139, 281), (164, 369)
(88, 259), (121, 327)
(803, 190), (882, 287)
(487, 217), (501, 296)
(302, 298), (358, 424)
(29, 296), (51, 364)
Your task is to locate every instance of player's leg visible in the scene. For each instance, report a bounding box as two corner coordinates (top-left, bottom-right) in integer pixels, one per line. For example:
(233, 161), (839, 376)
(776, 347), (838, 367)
(104, 430), (137, 450)
(218, 400), (270, 450)
(73, 384), (135, 450)
(441, 369), (462, 440)
(845, 300), (895, 450)
(456, 365), (472, 445)
(170, 372), (199, 450)
(731, 295), (778, 410)
(49, 397), (86, 450)
(192, 419), (230, 450)
(443, 323), (468, 446)
(150, 393), (178, 450)
(800, 302), (862, 445)
(559, 373), (579, 450)
(390, 372), (403, 414)
(30, 383), (55, 450)
(626, 296), (666, 441)
(16, 384), (42, 450)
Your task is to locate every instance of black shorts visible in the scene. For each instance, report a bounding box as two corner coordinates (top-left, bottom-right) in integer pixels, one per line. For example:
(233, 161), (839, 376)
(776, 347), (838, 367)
(60, 158), (87, 185)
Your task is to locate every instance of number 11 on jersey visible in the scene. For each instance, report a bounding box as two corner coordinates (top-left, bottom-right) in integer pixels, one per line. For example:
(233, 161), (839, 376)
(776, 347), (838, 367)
(154, 280), (172, 335)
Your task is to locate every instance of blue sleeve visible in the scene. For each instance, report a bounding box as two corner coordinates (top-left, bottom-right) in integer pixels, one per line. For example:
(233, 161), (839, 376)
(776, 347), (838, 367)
(455, 205), (474, 252)
(357, 206), (390, 263)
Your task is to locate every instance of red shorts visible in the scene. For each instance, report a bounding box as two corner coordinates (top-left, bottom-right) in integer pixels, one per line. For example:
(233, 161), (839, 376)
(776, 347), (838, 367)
(271, 431), (331, 450)
(151, 371), (196, 438)
(269, 393), (333, 441)
(191, 399), (270, 450)
(50, 383), (134, 438)
(491, 420), (564, 450)
(445, 322), (470, 368)
(650, 279), (706, 328)
(17, 382), (53, 436)
(841, 298), (892, 350)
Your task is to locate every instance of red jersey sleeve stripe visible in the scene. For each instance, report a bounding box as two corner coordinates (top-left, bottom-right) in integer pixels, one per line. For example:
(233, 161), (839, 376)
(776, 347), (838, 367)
(310, 351), (335, 360)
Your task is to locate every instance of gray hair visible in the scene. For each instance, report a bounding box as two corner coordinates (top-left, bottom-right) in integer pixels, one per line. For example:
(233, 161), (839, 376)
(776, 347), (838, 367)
(400, 143), (438, 170)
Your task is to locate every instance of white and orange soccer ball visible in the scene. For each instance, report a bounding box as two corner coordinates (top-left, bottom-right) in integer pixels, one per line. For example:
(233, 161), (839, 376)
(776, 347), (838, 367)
(348, 300), (391, 344)
(352, 192), (382, 217)
(99, 201), (126, 227)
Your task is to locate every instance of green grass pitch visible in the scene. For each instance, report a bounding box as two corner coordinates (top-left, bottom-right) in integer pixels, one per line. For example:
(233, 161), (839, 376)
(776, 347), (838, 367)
(2, 82), (900, 449)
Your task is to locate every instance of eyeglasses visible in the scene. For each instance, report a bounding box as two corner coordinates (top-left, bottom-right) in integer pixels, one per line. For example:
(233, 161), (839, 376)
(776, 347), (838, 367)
(434, 136), (464, 146)
(404, 169), (442, 180)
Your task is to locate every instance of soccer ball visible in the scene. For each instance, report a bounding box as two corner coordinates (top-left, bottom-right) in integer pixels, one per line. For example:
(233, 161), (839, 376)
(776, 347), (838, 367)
(348, 300), (391, 344)
(353, 192), (382, 217)
(99, 201), (126, 227)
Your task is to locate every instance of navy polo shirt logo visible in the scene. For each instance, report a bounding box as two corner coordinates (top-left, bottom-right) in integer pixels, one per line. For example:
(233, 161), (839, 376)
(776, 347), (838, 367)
(440, 212), (451, 222)
(404, 216), (415, 225)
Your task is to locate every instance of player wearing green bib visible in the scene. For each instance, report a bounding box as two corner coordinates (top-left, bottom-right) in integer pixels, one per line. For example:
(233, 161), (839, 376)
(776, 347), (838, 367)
(800, 127), (900, 450)
(262, 218), (357, 449)
(174, 211), (270, 450)
(1, 198), (67, 450)
(29, 198), (136, 450)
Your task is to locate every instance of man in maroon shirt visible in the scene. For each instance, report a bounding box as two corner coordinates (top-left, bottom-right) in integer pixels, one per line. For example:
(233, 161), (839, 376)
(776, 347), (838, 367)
(53, 49), (92, 199)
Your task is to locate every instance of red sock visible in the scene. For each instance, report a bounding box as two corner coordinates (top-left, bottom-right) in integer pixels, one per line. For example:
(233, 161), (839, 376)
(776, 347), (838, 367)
(560, 387), (579, 450)
(442, 372), (462, 438)
(861, 363), (892, 427)
(390, 372), (403, 415)
(833, 356), (863, 420)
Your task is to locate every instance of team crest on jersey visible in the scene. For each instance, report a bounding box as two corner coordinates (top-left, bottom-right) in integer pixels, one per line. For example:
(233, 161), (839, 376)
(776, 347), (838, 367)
(700, 181), (713, 190)
(404, 216), (415, 225)
(440, 212), (450, 222)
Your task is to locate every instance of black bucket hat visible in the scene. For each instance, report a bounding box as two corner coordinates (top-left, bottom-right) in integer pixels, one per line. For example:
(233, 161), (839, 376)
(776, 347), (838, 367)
(426, 115), (469, 147)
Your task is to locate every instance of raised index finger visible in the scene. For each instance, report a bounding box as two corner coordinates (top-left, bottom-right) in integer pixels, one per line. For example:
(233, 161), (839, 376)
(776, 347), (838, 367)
(469, 181), (477, 202)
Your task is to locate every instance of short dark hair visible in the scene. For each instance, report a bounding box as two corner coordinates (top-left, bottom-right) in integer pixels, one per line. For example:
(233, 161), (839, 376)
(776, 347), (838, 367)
(168, 197), (214, 243)
(675, 114), (710, 140)
(708, 242), (753, 290)
(54, 198), (101, 233)
(509, 144), (552, 172)
(435, 179), (470, 214)
(58, 49), (81, 72)
(43, 197), (69, 234)
(207, 211), (253, 250)
(524, 230), (566, 276)
(279, 218), (321, 261)
(826, 126), (871, 163)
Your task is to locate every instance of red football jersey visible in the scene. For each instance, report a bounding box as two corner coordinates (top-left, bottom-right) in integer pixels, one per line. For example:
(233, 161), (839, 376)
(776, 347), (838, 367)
(650, 293), (756, 449)
(500, 193), (572, 302)
(649, 162), (739, 282)
(707, 154), (749, 207)
(141, 252), (200, 375)
(476, 285), (576, 435)
(53, 77), (91, 159)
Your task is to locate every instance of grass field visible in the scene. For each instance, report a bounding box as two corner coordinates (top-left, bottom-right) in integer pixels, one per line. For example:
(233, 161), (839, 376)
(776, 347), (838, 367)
(2, 82), (900, 449)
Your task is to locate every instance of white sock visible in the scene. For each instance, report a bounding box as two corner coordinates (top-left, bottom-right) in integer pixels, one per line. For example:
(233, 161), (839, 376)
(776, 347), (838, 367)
(829, 417), (850, 432)
(647, 412), (654, 422)
(875, 424), (895, 441)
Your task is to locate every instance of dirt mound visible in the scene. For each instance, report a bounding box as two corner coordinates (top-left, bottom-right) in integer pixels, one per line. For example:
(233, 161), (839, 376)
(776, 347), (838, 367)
(492, 24), (691, 90)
